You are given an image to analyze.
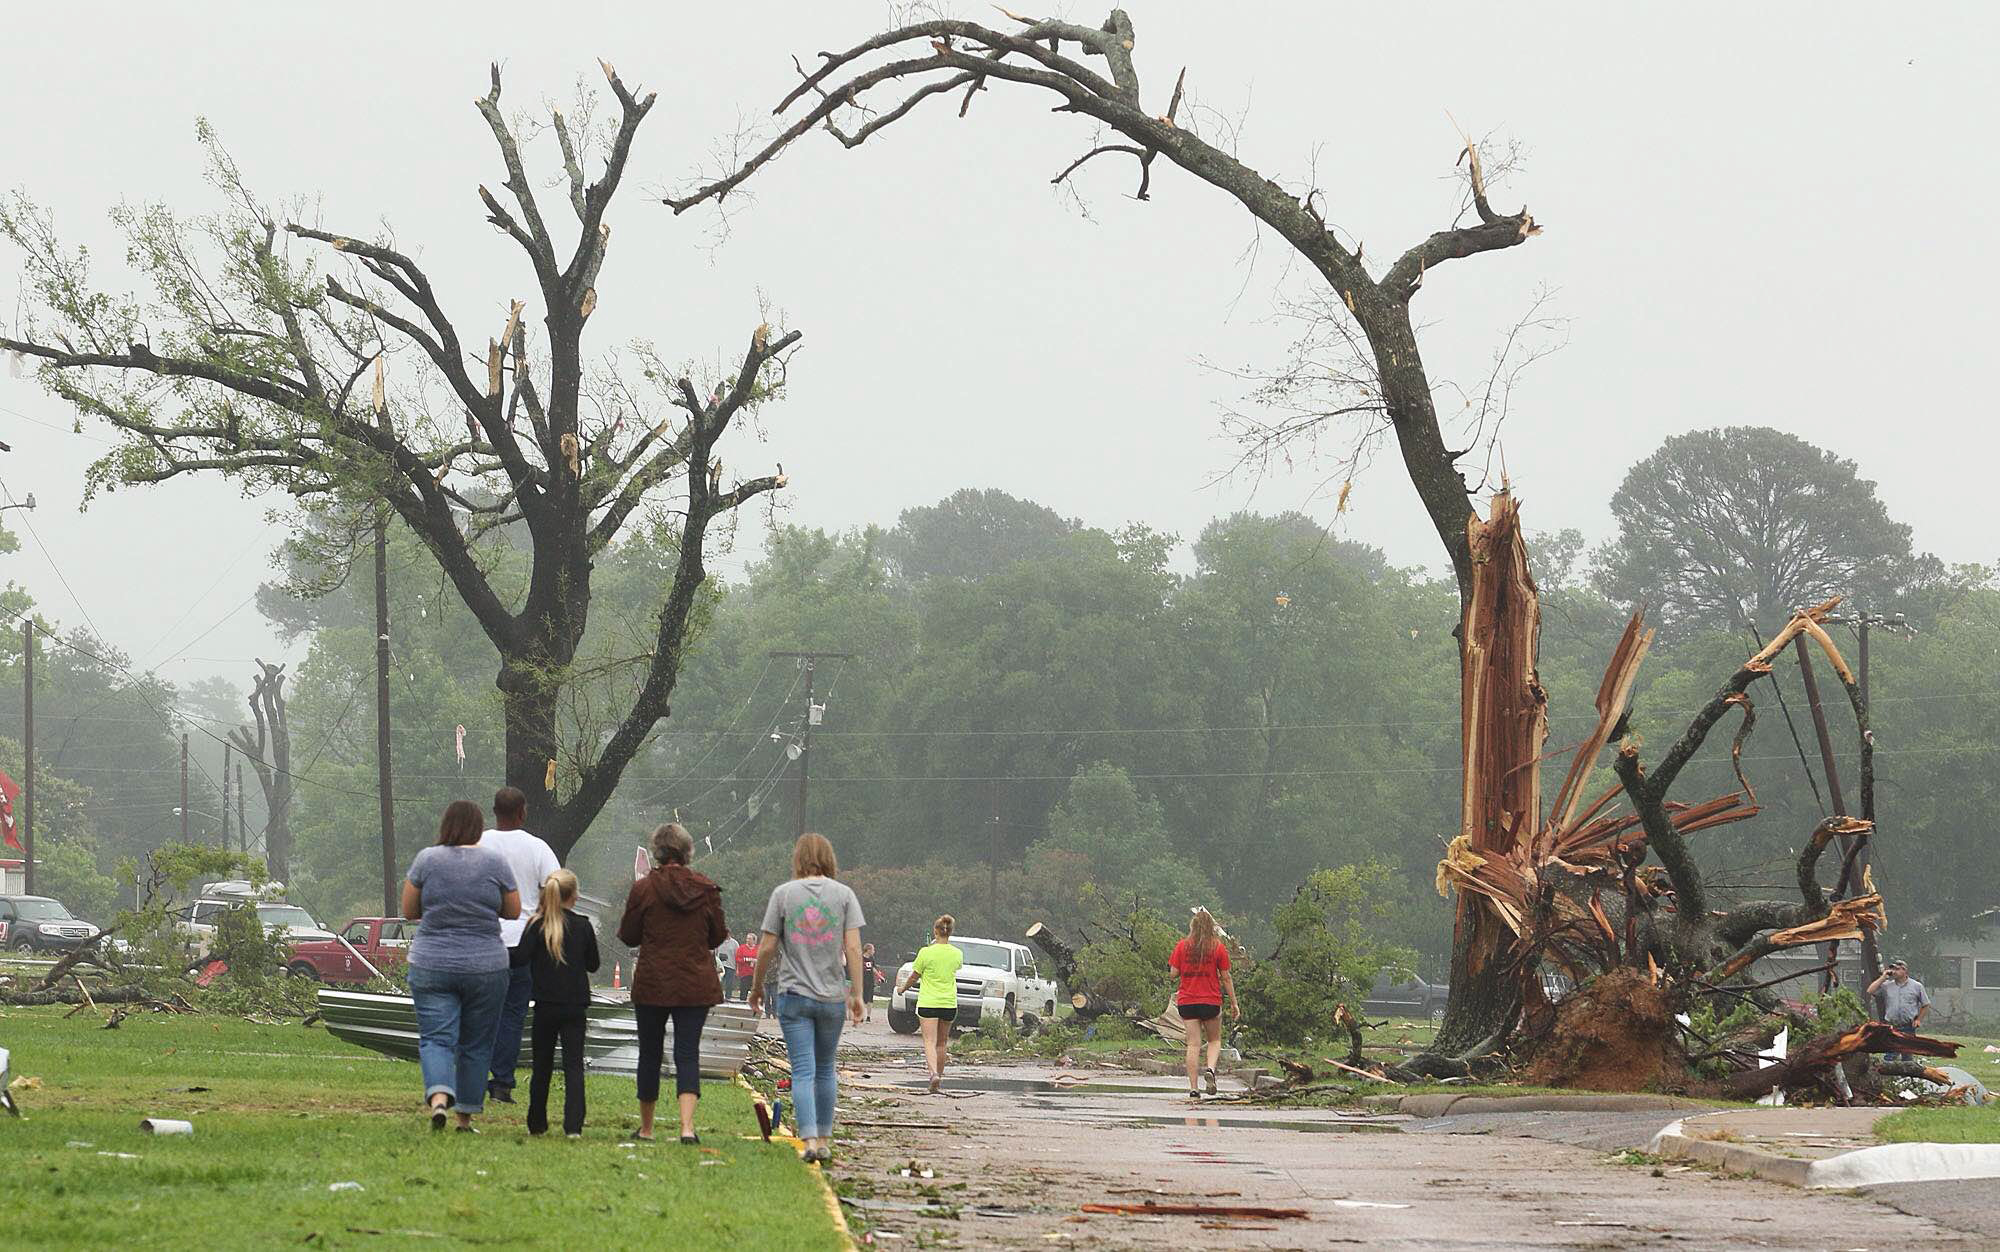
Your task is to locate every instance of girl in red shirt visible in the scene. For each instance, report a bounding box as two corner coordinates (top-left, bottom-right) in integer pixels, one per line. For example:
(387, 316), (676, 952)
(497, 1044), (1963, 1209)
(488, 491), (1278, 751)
(1168, 909), (1238, 1097)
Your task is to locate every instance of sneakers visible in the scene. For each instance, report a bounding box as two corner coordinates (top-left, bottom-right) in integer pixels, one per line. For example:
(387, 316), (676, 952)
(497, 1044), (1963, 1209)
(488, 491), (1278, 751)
(486, 1086), (516, 1105)
(566, 1133), (582, 1141)
(1203, 1066), (1218, 1095)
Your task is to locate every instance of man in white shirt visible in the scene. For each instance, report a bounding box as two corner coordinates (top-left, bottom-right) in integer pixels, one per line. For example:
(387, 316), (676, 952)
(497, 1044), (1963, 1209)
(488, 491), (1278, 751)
(478, 786), (559, 1104)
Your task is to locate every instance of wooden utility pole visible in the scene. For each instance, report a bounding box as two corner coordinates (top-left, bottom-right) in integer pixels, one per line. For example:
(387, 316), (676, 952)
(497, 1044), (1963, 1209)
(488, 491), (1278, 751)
(236, 760), (248, 856)
(373, 368), (399, 916)
(374, 516), (397, 915)
(1792, 635), (1884, 993)
(1850, 610), (1909, 1014)
(221, 741), (232, 849)
(180, 732), (190, 844)
(988, 781), (1001, 933)
(767, 651), (854, 837)
(20, 619), (33, 894)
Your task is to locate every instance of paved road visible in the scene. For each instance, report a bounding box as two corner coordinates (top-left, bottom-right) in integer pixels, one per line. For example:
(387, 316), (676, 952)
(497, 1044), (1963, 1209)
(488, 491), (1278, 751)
(808, 1031), (1976, 1250)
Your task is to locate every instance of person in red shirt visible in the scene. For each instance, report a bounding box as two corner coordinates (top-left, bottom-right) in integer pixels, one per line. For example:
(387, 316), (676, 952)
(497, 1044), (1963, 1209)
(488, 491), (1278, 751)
(733, 929), (760, 999)
(1168, 908), (1238, 1097)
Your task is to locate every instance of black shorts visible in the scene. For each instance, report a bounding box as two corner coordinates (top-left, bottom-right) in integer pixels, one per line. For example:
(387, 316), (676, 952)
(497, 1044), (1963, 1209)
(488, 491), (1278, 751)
(1177, 1003), (1221, 1022)
(917, 1006), (958, 1022)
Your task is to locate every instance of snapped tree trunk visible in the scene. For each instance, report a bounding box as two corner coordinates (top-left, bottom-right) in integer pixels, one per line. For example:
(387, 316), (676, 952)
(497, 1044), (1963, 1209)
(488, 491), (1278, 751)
(1432, 492), (1545, 1055)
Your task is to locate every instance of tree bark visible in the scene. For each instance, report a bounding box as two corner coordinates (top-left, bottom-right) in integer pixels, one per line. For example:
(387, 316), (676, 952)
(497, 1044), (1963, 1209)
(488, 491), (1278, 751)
(1433, 491), (1545, 1054)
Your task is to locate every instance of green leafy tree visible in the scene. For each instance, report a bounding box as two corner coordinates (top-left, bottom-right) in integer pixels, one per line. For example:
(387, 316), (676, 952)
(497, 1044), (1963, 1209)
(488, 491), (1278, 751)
(0, 65), (799, 863)
(1595, 427), (1939, 638)
(881, 489), (1077, 583)
(1235, 863), (1415, 1045)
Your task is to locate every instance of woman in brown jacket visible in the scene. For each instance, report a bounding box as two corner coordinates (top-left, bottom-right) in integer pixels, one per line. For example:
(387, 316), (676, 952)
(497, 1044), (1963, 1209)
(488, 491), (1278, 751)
(617, 822), (726, 1143)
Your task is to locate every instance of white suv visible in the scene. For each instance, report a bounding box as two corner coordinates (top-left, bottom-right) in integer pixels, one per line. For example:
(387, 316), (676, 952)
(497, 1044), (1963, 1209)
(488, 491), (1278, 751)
(886, 937), (1059, 1033)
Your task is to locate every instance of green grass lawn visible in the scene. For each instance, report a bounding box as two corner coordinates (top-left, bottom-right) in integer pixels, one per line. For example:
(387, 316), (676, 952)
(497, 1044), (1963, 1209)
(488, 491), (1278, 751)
(1876, 1106), (2000, 1143)
(0, 1006), (846, 1250)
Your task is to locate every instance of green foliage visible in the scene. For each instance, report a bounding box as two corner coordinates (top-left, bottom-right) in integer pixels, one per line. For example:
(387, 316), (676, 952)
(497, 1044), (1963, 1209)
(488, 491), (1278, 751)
(1073, 908), (1184, 1010)
(1235, 863), (1414, 1046)
(35, 835), (121, 922)
(1595, 426), (1940, 638)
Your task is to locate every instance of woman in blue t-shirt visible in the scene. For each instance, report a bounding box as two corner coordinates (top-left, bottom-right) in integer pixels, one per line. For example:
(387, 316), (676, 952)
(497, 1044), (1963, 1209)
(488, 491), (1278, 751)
(403, 800), (521, 1132)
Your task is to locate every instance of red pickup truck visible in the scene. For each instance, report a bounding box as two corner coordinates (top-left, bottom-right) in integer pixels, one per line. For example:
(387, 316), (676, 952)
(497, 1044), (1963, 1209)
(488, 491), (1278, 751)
(286, 917), (413, 984)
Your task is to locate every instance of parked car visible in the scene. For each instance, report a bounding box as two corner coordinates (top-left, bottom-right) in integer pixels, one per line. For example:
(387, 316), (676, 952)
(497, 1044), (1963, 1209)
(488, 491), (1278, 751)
(1361, 968), (1449, 1022)
(178, 896), (337, 959)
(286, 917), (414, 984)
(886, 937), (1059, 1034)
(0, 895), (102, 953)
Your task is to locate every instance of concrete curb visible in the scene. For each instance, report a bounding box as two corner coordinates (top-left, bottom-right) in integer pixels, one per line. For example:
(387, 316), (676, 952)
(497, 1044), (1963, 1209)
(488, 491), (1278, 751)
(1367, 1091), (1707, 1118)
(1650, 1115), (2000, 1189)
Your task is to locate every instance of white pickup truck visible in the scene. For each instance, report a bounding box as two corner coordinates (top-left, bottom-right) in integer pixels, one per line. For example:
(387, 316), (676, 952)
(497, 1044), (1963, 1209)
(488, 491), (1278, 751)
(885, 937), (1059, 1034)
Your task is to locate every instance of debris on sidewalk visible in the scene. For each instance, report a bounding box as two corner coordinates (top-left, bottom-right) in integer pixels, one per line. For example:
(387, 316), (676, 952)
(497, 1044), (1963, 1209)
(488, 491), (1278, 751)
(1081, 1200), (1308, 1220)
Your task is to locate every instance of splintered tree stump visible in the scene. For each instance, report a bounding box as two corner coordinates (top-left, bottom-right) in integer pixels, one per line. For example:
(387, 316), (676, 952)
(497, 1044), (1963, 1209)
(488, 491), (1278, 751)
(1333, 1002), (1365, 1068)
(1025, 921), (1081, 990)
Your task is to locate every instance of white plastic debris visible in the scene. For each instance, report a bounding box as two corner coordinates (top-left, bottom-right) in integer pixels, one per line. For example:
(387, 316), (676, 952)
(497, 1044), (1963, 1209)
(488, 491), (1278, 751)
(328, 1181), (365, 1192)
(1333, 1200), (1411, 1209)
(140, 1118), (194, 1136)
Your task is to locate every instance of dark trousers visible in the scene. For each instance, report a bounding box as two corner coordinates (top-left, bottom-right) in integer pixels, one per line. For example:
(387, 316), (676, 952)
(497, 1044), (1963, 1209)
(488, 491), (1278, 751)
(528, 1004), (588, 1135)
(487, 961), (533, 1096)
(634, 1004), (709, 1103)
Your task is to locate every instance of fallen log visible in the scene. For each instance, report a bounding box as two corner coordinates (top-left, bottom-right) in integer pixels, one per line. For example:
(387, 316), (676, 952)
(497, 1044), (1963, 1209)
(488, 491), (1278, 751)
(3, 984), (159, 1007)
(1727, 1021), (1958, 1100)
(1025, 921), (1080, 990)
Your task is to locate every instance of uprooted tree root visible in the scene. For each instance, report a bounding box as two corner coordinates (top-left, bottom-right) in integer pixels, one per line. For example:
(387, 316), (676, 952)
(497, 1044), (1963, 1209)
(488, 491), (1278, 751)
(1523, 968), (1681, 1092)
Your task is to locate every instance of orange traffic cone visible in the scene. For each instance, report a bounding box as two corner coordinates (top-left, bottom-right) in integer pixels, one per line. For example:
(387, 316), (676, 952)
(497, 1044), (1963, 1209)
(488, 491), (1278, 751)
(612, 961), (623, 989)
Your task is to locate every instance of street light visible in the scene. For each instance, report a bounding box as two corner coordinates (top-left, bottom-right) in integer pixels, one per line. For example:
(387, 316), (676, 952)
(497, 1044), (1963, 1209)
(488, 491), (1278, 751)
(0, 493), (34, 513)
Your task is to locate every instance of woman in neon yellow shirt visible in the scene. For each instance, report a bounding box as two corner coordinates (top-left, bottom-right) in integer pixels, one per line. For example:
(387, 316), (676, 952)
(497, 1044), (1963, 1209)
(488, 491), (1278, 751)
(897, 915), (963, 1094)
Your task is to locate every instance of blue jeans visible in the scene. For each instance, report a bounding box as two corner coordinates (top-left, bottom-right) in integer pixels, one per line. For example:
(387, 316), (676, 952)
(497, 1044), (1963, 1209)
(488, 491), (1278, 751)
(487, 962), (534, 1095)
(410, 964), (509, 1116)
(775, 993), (846, 1139)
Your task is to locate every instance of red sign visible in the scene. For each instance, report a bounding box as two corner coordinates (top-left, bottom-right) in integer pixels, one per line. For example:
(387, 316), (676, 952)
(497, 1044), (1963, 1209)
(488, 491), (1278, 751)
(0, 768), (21, 852)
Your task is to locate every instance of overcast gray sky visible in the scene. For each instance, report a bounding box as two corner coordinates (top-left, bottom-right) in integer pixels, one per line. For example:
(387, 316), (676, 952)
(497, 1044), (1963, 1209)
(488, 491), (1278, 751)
(3, 3), (1992, 693)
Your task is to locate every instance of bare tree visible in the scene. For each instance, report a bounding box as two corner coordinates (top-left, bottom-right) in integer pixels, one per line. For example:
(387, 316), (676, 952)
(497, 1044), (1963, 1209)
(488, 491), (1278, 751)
(227, 661), (293, 882)
(660, 9), (1541, 1054)
(0, 63), (801, 861)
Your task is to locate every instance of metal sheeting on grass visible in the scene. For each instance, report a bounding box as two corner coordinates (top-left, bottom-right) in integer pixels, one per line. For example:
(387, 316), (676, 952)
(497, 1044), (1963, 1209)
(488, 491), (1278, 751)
(316, 989), (759, 1078)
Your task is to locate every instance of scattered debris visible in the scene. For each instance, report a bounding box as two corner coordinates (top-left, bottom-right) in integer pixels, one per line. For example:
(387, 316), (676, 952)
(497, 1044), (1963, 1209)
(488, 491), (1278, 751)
(328, 1181), (365, 1193)
(140, 1118), (194, 1135)
(1332, 1200), (1410, 1209)
(1081, 1201), (1308, 1219)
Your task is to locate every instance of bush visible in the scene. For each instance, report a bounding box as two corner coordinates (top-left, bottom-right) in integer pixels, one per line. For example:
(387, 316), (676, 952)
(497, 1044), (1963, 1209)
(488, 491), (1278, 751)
(1074, 908), (1183, 1011)
(1233, 863), (1414, 1047)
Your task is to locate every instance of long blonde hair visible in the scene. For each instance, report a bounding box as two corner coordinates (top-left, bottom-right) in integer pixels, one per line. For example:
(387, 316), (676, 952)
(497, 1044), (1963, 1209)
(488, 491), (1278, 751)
(1187, 908), (1219, 963)
(539, 868), (578, 964)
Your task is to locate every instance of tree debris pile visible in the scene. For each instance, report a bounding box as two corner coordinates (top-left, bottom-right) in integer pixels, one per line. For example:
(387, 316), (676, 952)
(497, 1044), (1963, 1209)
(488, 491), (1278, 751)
(1438, 584), (1934, 1100)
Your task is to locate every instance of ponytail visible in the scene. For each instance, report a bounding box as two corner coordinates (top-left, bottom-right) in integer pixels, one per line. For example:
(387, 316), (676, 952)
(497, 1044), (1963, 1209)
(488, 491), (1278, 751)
(539, 869), (578, 965)
(933, 913), (955, 942)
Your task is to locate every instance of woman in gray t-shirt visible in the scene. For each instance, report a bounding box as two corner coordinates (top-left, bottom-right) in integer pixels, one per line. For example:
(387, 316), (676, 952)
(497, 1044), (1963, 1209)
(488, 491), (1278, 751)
(403, 800), (520, 1131)
(748, 832), (864, 1163)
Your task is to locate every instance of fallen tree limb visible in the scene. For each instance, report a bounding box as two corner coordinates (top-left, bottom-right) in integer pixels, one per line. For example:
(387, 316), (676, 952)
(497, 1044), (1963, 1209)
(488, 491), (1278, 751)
(1726, 1021), (1957, 1100)
(3, 985), (163, 1007)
